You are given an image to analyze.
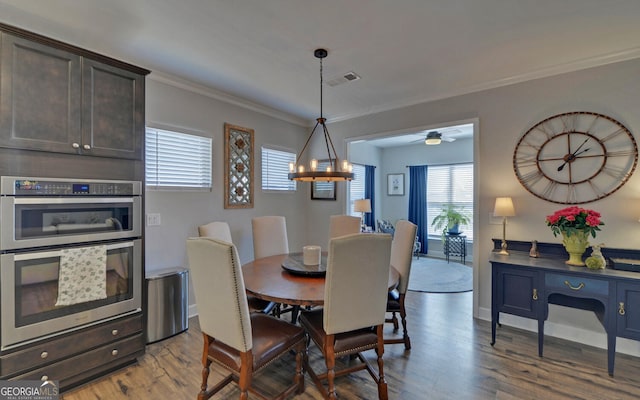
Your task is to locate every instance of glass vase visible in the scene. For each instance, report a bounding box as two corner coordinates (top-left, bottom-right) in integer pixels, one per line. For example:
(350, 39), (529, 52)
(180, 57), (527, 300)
(561, 230), (590, 266)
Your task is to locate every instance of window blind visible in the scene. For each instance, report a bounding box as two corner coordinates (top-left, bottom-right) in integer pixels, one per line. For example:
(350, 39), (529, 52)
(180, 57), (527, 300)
(145, 127), (212, 189)
(261, 146), (296, 191)
(349, 164), (366, 216)
(427, 163), (474, 239)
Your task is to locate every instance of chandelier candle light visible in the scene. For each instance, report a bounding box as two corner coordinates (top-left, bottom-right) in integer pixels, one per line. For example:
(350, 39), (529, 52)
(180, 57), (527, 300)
(288, 49), (354, 182)
(493, 197), (516, 255)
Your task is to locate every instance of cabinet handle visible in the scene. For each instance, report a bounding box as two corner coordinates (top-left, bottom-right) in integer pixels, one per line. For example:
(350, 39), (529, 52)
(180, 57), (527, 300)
(83, 144), (91, 150)
(619, 302), (626, 316)
(72, 142), (80, 149)
(563, 280), (585, 291)
(40, 351), (48, 359)
(112, 349), (119, 356)
(532, 288), (538, 300)
(112, 329), (119, 336)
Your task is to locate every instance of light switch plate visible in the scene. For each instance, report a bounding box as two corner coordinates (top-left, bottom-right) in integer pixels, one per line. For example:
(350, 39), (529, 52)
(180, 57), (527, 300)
(147, 213), (161, 226)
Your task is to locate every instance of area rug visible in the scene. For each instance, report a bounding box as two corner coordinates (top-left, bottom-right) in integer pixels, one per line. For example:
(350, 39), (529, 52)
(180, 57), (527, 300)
(408, 257), (472, 293)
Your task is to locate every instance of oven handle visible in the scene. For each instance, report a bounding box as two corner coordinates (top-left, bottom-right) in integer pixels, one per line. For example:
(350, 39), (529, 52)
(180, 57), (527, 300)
(12, 197), (135, 205)
(13, 242), (135, 261)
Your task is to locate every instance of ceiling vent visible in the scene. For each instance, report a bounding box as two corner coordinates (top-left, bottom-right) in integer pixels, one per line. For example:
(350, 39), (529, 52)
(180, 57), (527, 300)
(326, 71), (361, 87)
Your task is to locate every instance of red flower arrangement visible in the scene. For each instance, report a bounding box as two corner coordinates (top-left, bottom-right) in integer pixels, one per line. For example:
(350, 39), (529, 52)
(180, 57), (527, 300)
(545, 206), (604, 238)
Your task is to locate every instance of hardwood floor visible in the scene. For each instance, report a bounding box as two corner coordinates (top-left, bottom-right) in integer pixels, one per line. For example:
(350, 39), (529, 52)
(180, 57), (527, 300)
(62, 291), (640, 399)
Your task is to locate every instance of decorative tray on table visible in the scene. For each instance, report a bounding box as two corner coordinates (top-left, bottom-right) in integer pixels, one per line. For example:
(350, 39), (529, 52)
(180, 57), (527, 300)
(281, 253), (327, 276)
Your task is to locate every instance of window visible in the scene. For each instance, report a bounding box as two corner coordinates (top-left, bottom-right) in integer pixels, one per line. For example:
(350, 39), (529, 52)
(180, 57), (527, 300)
(348, 164), (366, 216)
(145, 127), (212, 189)
(261, 146), (296, 191)
(427, 163), (474, 240)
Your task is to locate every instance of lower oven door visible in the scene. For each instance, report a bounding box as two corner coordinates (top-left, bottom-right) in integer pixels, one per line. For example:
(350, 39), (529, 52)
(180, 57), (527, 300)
(1, 239), (141, 351)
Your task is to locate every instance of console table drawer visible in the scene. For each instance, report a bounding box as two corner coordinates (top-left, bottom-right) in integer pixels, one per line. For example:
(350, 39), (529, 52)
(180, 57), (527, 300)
(545, 273), (608, 297)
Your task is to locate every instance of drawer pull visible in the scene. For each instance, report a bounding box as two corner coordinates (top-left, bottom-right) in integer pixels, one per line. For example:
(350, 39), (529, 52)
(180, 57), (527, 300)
(619, 302), (626, 316)
(112, 329), (119, 336)
(40, 351), (48, 359)
(532, 288), (538, 300)
(112, 349), (119, 356)
(563, 280), (585, 291)
(83, 144), (91, 150)
(72, 142), (80, 149)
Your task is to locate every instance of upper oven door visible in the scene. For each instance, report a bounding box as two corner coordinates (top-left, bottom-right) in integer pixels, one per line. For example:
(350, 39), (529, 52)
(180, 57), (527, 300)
(0, 197), (141, 250)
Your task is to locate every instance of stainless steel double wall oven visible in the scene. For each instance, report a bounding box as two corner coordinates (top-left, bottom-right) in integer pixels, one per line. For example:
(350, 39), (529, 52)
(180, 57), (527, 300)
(0, 177), (142, 350)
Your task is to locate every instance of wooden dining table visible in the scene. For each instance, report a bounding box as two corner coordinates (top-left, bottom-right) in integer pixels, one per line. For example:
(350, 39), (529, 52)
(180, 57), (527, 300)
(242, 252), (400, 307)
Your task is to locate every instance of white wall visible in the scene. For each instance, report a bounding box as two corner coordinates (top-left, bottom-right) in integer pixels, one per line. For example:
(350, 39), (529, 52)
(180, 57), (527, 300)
(144, 78), (309, 306)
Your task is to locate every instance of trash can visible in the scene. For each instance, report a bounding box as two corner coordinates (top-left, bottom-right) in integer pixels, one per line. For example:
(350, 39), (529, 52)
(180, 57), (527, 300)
(145, 267), (189, 344)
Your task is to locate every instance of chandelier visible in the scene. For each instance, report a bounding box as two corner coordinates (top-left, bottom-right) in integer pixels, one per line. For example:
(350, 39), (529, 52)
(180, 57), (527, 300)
(288, 49), (354, 182)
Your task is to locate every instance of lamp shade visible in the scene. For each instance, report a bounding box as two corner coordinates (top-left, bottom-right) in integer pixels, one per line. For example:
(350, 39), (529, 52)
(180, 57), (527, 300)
(493, 197), (515, 217)
(354, 199), (372, 213)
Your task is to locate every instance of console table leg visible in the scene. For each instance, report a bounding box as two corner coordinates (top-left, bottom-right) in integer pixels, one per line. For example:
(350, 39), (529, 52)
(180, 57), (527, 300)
(538, 319), (545, 357)
(607, 333), (616, 376)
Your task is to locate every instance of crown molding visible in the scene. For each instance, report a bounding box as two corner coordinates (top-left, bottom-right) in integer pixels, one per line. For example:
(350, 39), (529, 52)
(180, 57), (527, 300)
(328, 47), (640, 124)
(148, 70), (309, 127)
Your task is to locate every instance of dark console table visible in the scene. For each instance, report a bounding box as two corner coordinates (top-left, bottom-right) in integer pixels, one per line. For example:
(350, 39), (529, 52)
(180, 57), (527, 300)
(445, 234), (466, 263)
(490, 248), (640, 375)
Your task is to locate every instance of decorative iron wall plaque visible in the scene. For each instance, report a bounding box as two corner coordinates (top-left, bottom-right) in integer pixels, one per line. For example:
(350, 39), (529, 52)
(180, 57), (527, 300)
(224, 123), (254, 208)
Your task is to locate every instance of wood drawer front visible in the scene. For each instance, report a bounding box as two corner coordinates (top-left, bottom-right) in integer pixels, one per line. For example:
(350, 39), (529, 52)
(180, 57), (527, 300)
(12, 334), (143, 383)
(545, 273), (608, 298)
(1, 314), (142, 377)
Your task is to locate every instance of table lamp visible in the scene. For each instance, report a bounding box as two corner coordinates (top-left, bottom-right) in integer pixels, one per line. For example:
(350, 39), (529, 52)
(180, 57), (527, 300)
(493, 197), (515, 255)
(354, 199), (372, 231)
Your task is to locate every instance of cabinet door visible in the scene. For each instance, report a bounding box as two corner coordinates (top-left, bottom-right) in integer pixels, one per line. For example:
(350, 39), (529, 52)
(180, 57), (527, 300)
(0, 34), (82, 153)
(616, 282), (640, 340)
(82, 59), (144, 160)
(495, 265), (540, 319)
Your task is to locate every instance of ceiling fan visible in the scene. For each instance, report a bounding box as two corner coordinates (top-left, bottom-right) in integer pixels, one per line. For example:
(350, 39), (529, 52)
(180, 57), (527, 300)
(412, 130), (457, 145)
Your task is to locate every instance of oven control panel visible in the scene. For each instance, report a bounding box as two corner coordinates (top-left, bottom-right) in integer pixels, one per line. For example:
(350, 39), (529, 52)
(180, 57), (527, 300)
(1, 177), (142, 196)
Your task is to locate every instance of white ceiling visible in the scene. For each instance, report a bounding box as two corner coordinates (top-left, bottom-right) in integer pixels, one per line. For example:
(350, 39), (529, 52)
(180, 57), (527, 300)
(1, 0), (640, 129)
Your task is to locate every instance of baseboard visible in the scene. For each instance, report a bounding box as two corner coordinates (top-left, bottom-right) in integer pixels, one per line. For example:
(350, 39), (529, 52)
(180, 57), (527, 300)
(477, 306), (640, 358)
(188, 304), (198, 319)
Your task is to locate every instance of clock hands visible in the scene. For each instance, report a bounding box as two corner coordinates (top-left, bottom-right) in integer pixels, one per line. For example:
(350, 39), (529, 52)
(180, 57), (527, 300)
(557, 138), (589, 171)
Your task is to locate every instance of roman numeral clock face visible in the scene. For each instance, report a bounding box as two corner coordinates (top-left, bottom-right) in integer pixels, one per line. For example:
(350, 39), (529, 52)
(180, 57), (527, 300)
(513, 112), (638, 204)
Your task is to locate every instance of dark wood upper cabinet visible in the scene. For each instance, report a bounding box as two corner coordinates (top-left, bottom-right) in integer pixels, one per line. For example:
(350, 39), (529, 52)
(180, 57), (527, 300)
(0, 28), (148, 160)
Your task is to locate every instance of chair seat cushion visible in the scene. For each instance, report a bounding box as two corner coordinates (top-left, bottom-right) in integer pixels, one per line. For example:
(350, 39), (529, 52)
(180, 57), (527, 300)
(299, 309), (378, 356)
(208, 313), (305, 372)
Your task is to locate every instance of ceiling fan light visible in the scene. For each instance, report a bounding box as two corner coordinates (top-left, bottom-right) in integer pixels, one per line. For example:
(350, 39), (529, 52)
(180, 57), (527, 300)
(425, 131), (442, 145)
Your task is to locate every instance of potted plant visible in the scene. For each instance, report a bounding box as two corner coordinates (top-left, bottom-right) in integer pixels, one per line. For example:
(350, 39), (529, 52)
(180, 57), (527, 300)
(431, 204), (471, 240)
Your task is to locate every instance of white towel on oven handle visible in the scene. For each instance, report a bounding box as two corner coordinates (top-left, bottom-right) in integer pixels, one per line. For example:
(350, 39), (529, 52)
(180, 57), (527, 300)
(55, 245), (107, 306)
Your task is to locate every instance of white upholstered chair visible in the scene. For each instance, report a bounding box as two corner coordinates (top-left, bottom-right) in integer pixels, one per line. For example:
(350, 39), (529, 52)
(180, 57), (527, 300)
(328, 214), (361, 240)
(298, 233), (392, 400)
(186, 237), (305, 400)
(197, 221), (232, 242)
(198, 221), (275, 314)
(252, 216), (289, 259)
(385, 220), (418, 349)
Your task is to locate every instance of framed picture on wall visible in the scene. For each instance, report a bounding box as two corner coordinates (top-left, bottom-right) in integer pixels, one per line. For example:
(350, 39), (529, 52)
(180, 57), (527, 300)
(387, 173), (404, 196)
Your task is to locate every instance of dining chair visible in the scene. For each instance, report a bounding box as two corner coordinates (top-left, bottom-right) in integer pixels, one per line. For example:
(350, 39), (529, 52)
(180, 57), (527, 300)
(186, 237), (305, 400)
(252, 216), (289, 259)
(198, 221), (275, 315)
(385, 220), (417, 350)
(298, 233), (392, 400)
(197, 221), (232, 242)
(252, 216), (292, 318)
(328, 214), (361, 240)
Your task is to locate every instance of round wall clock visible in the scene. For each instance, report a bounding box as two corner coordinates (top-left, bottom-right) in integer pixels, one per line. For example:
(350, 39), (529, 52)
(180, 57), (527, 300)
(513, 111), (638, 204)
